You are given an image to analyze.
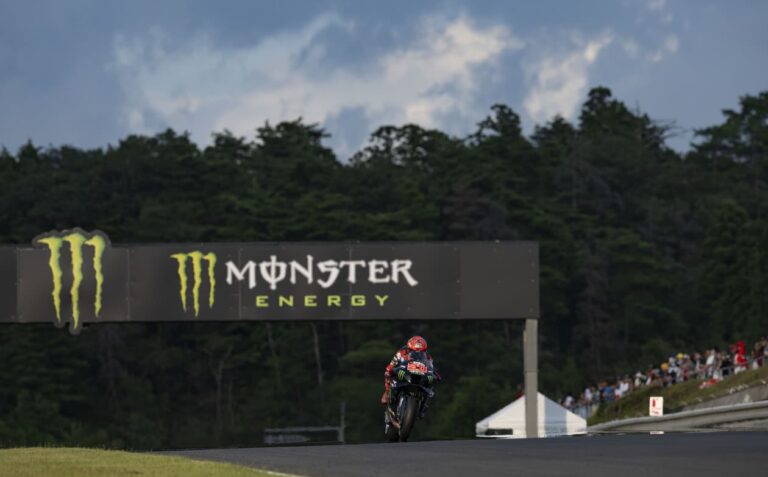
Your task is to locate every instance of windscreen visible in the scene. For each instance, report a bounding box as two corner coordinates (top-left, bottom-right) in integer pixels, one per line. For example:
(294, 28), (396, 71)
(408, 351), (429, 365)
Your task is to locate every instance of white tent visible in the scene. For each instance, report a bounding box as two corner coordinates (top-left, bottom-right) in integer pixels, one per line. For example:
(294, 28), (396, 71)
(475, 392), (587, 438)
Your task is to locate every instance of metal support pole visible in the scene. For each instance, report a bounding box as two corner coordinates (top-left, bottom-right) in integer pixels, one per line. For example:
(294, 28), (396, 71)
(524, 318), (539, 438)
(339, 400), (346, 444)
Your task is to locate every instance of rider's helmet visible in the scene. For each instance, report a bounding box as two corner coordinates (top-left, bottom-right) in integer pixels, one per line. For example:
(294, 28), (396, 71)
(407, 335), (428, 351)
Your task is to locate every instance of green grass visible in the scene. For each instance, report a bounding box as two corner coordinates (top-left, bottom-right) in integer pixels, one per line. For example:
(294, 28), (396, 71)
(588, 365), (768, 426)
(0, 447), (294, 477)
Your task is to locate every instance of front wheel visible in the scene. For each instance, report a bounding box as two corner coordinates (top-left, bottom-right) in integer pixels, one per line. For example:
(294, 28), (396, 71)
(398, 396), (418, 442)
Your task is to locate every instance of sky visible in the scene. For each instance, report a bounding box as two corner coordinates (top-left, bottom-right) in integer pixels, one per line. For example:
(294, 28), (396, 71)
(0, 0), (766, 158)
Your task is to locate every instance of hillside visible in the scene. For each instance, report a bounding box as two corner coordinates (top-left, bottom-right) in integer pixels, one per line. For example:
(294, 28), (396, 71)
(588, 366), (768, 426)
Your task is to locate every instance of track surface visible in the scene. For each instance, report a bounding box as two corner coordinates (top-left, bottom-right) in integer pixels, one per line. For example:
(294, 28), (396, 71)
(169, 431), (768, 477)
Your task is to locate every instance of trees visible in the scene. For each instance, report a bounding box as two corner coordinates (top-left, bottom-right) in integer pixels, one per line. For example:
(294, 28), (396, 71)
(696, 199), (767, 343)
(689, 92), (768, 345)
(0, 88), (765, 446)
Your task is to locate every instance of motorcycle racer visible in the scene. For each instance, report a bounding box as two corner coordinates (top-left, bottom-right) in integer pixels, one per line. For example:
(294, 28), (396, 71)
(381, 335), (440, 416)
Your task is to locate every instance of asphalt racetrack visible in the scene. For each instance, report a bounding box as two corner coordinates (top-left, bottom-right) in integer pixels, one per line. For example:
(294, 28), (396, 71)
(168, 431), (768, 477)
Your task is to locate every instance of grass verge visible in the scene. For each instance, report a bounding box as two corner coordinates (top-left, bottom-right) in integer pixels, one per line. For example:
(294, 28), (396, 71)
(588, 365), (768, 426)
(0, 447), (292, 477)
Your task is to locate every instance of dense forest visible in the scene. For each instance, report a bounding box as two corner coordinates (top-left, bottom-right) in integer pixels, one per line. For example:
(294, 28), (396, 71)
(0, 87), (766, 448)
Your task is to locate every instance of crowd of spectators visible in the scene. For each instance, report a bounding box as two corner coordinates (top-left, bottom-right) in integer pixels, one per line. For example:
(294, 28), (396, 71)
(561, 337), (768, 417)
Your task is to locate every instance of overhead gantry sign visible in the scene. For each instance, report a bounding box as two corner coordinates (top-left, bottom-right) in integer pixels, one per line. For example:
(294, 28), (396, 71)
(2, 228), (539, 331)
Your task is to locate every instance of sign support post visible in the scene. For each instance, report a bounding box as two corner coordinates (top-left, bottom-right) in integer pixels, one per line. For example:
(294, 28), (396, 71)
(524, 318), (538, 438)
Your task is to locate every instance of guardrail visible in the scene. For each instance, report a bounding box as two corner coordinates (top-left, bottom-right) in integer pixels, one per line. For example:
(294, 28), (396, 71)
(588, 400), (768, 432)
(263, 401), (346, 445)
(264, 425), (344, 445)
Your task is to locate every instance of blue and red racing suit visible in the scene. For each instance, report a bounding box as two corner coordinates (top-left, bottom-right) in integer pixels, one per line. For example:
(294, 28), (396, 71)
(381, 347), (441, 404)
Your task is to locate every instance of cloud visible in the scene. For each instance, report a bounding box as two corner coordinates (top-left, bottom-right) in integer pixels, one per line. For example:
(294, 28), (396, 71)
(622, 39), (640, 58)
(644, 0), (674, 23)
(522, 33), (613, 124)
(664, 34), (679, 53)
(646, 0), (667, 12)
(111, 14), (522, 153)
(648, 33), (679, 62)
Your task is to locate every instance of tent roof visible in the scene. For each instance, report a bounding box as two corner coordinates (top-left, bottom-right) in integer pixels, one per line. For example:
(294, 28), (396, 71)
(476, 392), (586, 438)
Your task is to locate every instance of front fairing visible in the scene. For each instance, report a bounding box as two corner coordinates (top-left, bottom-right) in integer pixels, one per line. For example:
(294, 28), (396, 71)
(391, 377), (435, 398)
(390, 351), (436, 398)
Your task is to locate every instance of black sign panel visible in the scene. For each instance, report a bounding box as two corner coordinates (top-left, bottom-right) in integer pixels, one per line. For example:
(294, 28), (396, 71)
(0, 248), (16, 323)
(129, 245), (241, 322)
(9, 229), (539, 333)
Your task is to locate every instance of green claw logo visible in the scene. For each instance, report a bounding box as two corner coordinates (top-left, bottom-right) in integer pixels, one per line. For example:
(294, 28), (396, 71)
(34, 228), (108, 331)
(171, 251), (217, 316)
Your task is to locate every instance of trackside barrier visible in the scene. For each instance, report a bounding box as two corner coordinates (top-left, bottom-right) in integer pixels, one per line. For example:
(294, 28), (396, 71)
(264, 401), (346, 445)
(588, 400), (768, 432)
(264, 426), (344, 445)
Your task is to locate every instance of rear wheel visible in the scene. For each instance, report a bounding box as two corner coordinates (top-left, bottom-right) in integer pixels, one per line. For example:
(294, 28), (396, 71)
(398, 396), (418, 442)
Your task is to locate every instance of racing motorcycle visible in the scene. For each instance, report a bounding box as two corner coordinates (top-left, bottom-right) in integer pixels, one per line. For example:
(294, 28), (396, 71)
(384, 351), (437, 442)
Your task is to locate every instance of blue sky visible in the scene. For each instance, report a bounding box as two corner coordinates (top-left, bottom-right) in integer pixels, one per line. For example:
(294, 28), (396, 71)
(0, 0), (766, 157)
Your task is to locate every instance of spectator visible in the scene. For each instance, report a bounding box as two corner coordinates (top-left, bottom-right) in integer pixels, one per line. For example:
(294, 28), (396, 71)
(617, 376), (631, 399)
(562, 394), (575, 409)
(634, 371), (646, 388)
(668, 355), (681, 384)
(583, 386), (593, 405)
(721, 349), (732, 378)
(705, 348), (717, 379)
(733, 341), (748, 374)
(680, 354), (692, 382)
(562, 334), (766, 418)
(693, 352), (704, 379)
(597, 381), (606, 403)
(648, 365), (661, 386)
(614, 379), (624, 400)
(753, 339), (765, 369)
(763, 337), (768, 363)
(602, 382), (615, 402)
(660, 361), (671, 387)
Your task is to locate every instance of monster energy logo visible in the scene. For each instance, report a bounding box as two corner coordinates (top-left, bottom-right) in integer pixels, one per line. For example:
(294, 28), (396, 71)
(171, 251), (217, 316)
(34, 228), (108, 331)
